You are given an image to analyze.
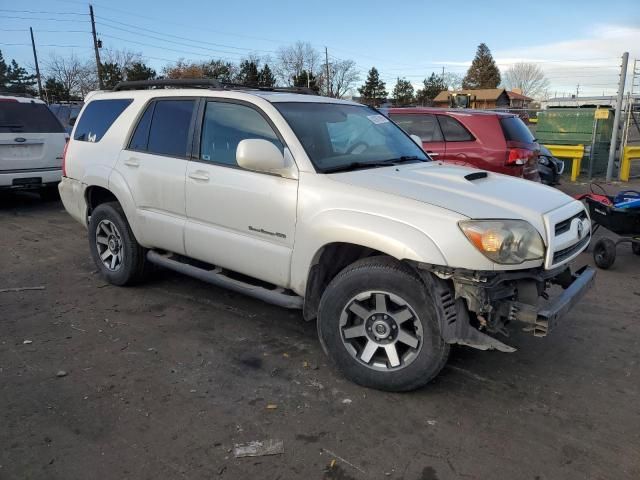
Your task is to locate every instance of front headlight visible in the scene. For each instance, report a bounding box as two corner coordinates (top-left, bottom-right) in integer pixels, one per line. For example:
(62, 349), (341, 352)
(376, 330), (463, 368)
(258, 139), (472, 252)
(459, 220), (545, 264)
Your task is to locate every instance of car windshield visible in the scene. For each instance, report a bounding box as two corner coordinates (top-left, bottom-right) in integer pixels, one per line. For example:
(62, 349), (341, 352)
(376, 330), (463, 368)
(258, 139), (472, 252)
(274, 102), (428, 172)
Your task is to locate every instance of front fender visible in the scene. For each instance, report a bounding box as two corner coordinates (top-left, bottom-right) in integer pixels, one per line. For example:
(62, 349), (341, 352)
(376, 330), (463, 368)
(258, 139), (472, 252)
(290, 209), (447, 295)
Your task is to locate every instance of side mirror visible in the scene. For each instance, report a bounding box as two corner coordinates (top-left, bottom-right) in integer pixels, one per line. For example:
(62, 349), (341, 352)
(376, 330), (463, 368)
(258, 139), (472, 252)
(236, 139), (286, 173)
(410, 134), (423, 148)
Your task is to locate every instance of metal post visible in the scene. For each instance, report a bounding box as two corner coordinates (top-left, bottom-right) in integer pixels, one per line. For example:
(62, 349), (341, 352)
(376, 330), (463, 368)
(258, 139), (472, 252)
(589, 114), (598, 179)
(606, 52), (628, 181)
(89, 5), (104, 89)
(29, 27), (43, 99)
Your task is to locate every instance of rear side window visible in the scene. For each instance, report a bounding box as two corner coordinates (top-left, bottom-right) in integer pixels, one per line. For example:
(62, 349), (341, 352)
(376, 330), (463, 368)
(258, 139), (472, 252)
(0, 102), (64, 133)
(74, 99), (132, 142)
(500, 116), (535, 143)
(145, 100), (196, 158)
(129, 103), (154, 151)
(437, 115), (474, 142)
(391, 114), (443, 142)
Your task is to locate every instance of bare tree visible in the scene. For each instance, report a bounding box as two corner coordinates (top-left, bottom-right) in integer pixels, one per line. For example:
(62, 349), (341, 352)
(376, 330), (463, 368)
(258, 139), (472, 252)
(443, 72), (463, 90)
(321, 59), (360, 98)
(45, 54), (96, 98)
(276, 41), (321, 86)
(101, 48), (144, 73)
(503, 62), (550, 98)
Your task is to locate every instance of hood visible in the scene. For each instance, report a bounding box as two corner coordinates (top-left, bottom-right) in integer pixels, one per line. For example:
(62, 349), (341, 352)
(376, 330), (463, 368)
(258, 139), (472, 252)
(330, 162), (574, 222)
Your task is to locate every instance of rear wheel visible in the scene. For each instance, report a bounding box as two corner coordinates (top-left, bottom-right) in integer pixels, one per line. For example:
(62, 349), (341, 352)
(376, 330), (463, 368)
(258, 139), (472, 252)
(88, 202), (148, 285)
(317, 257), (449, 392)
(593, 238), (616, 269)
(632, 240), (640, 256)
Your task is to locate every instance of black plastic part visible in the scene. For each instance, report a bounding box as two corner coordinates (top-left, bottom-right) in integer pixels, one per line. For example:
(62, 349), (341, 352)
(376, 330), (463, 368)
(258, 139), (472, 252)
(537, 265), (596, 331)
(585, 196), (640, 236)
(464, 171), (488, 181)
(112, 78), (318, 95)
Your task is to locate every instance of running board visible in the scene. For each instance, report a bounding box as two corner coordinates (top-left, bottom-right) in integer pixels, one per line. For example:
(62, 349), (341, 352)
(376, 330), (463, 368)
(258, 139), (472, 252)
(146, 250), (303, 309)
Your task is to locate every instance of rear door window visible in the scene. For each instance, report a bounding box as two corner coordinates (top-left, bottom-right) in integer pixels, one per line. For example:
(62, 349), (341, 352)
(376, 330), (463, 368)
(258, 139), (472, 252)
(437, 115), (474, 142)
(146, 100), (196, 158)
(74, 99), (132, 142)
(0, 102), (65, 133)
(500, 116), (535, 143)
(390, 114), (443, 142)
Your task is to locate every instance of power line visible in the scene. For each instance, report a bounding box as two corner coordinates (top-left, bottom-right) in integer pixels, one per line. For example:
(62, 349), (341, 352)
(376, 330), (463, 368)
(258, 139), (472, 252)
(96, 16), (277, 54)
(0, 41), (90, 48)
(0, 8), (88, 15)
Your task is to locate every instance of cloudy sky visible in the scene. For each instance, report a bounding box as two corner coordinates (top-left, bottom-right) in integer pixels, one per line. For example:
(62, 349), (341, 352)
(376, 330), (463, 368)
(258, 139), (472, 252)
(1, 0), (638, 97)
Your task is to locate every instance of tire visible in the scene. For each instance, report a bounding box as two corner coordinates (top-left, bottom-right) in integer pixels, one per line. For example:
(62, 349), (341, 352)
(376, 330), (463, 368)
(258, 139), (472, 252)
(88, 201), (148, 286)
(317, 256), (450, 392)
(593, 238), (616, 269)
(632, 241), (640, 256)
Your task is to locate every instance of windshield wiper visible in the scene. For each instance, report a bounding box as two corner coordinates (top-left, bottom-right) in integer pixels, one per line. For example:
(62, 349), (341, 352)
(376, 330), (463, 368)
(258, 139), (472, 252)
(323, 161), (396, 173)
(323, 156), (426, 174)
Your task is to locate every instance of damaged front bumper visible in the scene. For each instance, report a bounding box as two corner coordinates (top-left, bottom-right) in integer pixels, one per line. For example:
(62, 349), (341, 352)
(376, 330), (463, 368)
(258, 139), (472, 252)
(417, 263), (596, 352)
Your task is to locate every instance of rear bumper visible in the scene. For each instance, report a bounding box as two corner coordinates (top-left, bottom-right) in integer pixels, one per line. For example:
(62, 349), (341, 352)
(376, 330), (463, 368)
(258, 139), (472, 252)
(58, 176), (88, 227)
(0, 168), (62, 188)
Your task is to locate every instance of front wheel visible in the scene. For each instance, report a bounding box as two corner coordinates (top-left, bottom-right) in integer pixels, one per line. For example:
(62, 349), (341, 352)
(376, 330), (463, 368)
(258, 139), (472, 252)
(317, 257), (449, 392)
(88, 202), (148, 285)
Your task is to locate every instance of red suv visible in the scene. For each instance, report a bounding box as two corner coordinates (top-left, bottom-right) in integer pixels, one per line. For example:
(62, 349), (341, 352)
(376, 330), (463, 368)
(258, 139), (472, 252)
(386, 108), (540, 181)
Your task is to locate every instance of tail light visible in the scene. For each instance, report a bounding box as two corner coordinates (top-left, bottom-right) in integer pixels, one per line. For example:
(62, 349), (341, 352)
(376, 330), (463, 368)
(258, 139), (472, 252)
(506, 148), (534, 166)
(62, 139), (69, 177)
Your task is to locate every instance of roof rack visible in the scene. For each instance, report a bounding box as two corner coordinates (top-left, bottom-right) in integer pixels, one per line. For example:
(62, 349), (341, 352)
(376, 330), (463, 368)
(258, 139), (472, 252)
(112, 78), (318, 95)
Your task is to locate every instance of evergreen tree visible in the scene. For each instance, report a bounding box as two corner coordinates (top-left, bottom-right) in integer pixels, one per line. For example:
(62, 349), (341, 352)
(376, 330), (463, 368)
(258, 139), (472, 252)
(258, 63), (276, 87)
(125, 62), (156, 81)
(0, 50), (9, 90)
(44, 77), (70, 102)
(415, 72), (447, 105)
(358, 67), (387, 106)
(101, 62), (123, 89)
(462, 43), (501, 89)
(293, 70), (319, 92)
(392, 77), (414, 106)
(238, 60), (260, 86)
(6, 59), (37, 95)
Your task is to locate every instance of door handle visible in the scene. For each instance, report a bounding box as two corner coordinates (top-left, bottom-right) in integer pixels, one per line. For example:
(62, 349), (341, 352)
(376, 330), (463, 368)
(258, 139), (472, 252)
(123, 158), (140, 167)
(188, 170), (210, 181)
(426, 151), (439, 157)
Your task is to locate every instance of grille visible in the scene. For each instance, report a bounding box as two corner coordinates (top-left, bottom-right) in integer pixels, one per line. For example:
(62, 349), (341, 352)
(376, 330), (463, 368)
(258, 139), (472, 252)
(552, 234), (590, 264)
(555, 210), (587, 236)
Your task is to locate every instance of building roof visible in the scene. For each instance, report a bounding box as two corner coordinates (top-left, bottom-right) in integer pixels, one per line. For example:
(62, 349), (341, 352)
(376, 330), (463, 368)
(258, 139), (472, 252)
(506, 90), (533, 101)
(433, 88), (532, 103)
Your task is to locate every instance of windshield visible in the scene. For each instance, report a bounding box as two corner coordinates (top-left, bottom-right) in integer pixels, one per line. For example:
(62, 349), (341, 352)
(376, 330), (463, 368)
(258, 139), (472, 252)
(0, 101), (65, 133)
(274, 102), (428, 172)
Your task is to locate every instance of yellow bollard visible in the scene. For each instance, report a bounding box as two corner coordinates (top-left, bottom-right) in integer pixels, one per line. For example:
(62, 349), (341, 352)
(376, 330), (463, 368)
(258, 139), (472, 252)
(620, 146), (640, 182)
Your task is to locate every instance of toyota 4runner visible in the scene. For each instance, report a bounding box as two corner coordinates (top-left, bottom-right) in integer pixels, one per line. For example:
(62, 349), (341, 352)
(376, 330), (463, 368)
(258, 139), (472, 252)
(59, 79), (595, 392)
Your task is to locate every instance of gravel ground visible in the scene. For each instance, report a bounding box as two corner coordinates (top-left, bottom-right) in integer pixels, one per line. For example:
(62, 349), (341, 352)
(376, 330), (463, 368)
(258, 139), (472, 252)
(1, 183), (639, 480)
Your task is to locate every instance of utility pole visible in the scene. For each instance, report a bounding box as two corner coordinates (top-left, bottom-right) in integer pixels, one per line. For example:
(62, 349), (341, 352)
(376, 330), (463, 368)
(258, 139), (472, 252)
(575, 83), (580, 98)
(325, 47), (331, 97)
(89, 4), (103, 89)
(29, 27), (43, 99)
(606, 52), (628, 181)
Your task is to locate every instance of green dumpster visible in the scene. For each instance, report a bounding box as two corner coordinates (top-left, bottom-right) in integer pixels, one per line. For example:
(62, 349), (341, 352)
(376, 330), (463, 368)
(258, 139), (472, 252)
(536, 108), (614, 177)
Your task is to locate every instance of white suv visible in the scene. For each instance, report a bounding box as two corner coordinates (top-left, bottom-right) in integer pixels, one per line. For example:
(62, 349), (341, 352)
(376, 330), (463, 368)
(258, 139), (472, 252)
(59, 79), (595, 391)
(0, 94), (67, 197)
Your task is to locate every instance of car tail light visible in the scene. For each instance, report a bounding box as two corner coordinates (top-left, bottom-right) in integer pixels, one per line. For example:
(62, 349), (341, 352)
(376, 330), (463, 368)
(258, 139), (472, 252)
(62, 139), (69, 177)
(0, 98), (19, 102)
(506, 148), (534, 166)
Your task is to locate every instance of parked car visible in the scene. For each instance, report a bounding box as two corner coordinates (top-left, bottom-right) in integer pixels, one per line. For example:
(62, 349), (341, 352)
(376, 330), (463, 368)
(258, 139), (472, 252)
(537, 144), (565, 185)
(59, 79), (594, 392)
(0, 93), (67, 198)
(386, 107), (541, 182)
(48, 102), (83, 134)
